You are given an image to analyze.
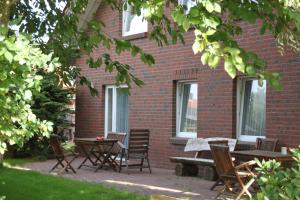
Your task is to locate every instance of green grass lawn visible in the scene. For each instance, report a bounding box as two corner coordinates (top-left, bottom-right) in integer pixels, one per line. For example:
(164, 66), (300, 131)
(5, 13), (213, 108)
(0, 160), (147, 200)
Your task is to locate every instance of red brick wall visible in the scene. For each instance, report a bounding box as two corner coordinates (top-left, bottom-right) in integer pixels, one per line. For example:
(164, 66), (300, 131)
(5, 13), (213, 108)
(75, 6), (300, 168)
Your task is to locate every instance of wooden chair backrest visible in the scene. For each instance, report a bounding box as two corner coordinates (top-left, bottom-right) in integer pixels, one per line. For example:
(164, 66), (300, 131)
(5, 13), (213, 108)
(256, 138), (278, 151)
(208, 140), (229, 146)
(49, 135), (64, 158)
(210, 144), (235, 177)
(197, 140), (229, 158)
(128, 129), (150, 155)
(107, 132), (126, 154)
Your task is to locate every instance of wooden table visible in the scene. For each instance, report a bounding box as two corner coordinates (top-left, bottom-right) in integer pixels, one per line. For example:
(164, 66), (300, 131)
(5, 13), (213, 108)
(74, 138), (118, 172)
(231, 150), (294, 167)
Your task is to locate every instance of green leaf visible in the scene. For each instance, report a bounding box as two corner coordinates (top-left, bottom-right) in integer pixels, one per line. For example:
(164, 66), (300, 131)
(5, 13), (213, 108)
(246, 65), (256, 76)
(189, 7), (200, 17)
(24, 90), (32, 100)
(224, 58), (236, 78)
(201, 52), (210, 65)
(214, 3), (221, 13)
(182, 18), (190, 32)
(205, 1), (214, 13)
(208, 55), (220, 69)
(192, 41), (201, 54)
(4, 51), (13, 63)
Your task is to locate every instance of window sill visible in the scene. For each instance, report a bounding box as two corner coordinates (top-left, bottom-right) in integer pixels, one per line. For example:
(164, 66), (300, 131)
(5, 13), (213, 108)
(122, 32), (147, 40)
(170, 137), (189, 145)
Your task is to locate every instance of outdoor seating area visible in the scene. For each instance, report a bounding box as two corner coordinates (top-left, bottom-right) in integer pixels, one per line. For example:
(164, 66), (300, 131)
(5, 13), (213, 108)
(46, 133), (297, 200)
(49, 129), (152, 175)
(169, 137), (294, 199)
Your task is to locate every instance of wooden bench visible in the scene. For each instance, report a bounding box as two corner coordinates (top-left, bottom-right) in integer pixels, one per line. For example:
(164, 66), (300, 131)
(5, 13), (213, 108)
(170, 137), (237, 181)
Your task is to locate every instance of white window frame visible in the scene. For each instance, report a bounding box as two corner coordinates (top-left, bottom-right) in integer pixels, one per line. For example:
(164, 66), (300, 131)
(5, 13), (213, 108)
(122, 3), (148, 37)
(236, 77), (266, 142)
(176, 81), (198, 138)
(104, 85), (128, 138)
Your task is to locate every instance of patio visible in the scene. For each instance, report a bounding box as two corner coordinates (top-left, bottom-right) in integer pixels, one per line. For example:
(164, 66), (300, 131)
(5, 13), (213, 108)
(24, 157), (218, 200)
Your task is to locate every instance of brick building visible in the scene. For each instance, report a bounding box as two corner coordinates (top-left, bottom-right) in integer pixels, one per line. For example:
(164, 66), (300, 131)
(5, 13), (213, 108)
(75, 1), (300, 168)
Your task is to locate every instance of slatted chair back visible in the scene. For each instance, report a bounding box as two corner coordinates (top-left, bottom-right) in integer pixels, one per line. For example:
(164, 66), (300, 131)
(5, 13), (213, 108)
(196, 140), (229, 158)
(49, 135), (64, 158)
(256, 138), (278, 151)
(128, 129), (150, 156)
(210, 144), (235, 177)
(107, 132), (126, 154)
(208, 140), (229, 146)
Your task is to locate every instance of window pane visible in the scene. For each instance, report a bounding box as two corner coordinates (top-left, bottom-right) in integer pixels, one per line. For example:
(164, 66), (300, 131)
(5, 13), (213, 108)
(180, 83), (197, 133)
(123, 5), (147, 36)
(107, 88), (113, 132)
(116, 88), (128, 133)
(241, 80), (266, 136)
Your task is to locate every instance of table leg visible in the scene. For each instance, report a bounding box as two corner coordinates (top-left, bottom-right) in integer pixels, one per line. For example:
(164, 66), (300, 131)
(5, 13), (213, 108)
(95, 142), (117, 172)
(77, 143), (98, 169)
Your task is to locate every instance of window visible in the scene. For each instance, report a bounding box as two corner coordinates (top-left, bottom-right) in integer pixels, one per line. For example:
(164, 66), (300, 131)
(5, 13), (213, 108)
(105, 85), (129, 138)
(176, 82), (198, 138)
(237, 78), (266, 142)
(122, 3), (148, 37)
(178, 0), (197, 13)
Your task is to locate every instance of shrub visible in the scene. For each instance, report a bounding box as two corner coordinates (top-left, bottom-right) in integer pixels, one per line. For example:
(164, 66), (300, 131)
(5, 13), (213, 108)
(253, 147), (300, 200)
(12, 72), (74, 160)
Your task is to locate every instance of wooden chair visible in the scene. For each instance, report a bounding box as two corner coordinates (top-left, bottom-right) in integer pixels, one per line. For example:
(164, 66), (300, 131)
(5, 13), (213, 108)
(207, 140), (229, 191)
(49, 135), (78, 174)
(210, 144), (256, 200)
(106, 132), (126, 169)
(91, 132), (126, 170)
(119, 129), (151, 173)
(256, 138), (278, 151)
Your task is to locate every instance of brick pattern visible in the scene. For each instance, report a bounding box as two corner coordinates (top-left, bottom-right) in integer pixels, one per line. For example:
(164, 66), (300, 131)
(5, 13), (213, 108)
(75, 6), (300, 168)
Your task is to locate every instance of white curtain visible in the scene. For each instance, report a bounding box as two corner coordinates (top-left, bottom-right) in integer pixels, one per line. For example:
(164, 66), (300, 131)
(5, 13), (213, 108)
(116, 88), (129, 146)
(180, 84), (191, 132)
(241, 80), (266, 136)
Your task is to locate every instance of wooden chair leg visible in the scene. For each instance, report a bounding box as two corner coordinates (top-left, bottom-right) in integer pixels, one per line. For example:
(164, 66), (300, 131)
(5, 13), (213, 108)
(119, 152), (123, 173)
(210, 178), (223, 190)
(146, 155), (151, 173)
(66, 157), (77, 173)
(125, 154), (129, 174)
(140, 158), (144, 172)
(50, 161), (61, 172)
(236, 177), (254, 200)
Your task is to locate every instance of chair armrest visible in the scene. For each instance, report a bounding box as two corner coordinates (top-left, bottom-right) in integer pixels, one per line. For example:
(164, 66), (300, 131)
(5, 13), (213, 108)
(235, 160), (256, 170)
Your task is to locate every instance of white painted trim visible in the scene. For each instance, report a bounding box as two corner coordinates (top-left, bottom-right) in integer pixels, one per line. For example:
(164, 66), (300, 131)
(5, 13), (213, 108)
(104, 85), (128, 138)
(239, 135), (265, 142)
(176, 81), (197, 138)
(122, 4), (148, 37)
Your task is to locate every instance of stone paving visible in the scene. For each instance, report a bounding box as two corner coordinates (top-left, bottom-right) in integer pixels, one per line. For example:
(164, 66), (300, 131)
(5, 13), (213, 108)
(23, 157), (220, 200)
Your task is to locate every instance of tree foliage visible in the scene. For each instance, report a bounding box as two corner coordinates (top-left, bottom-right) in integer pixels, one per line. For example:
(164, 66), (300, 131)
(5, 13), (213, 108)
(7, 0), (300, 92)
(1, 0), (300, 153)
(14, 72), (74, 159)
(0, 27), (56, 154)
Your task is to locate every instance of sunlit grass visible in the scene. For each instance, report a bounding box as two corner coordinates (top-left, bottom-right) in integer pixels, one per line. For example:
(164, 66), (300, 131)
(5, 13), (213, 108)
(0, 166), (147, 200)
